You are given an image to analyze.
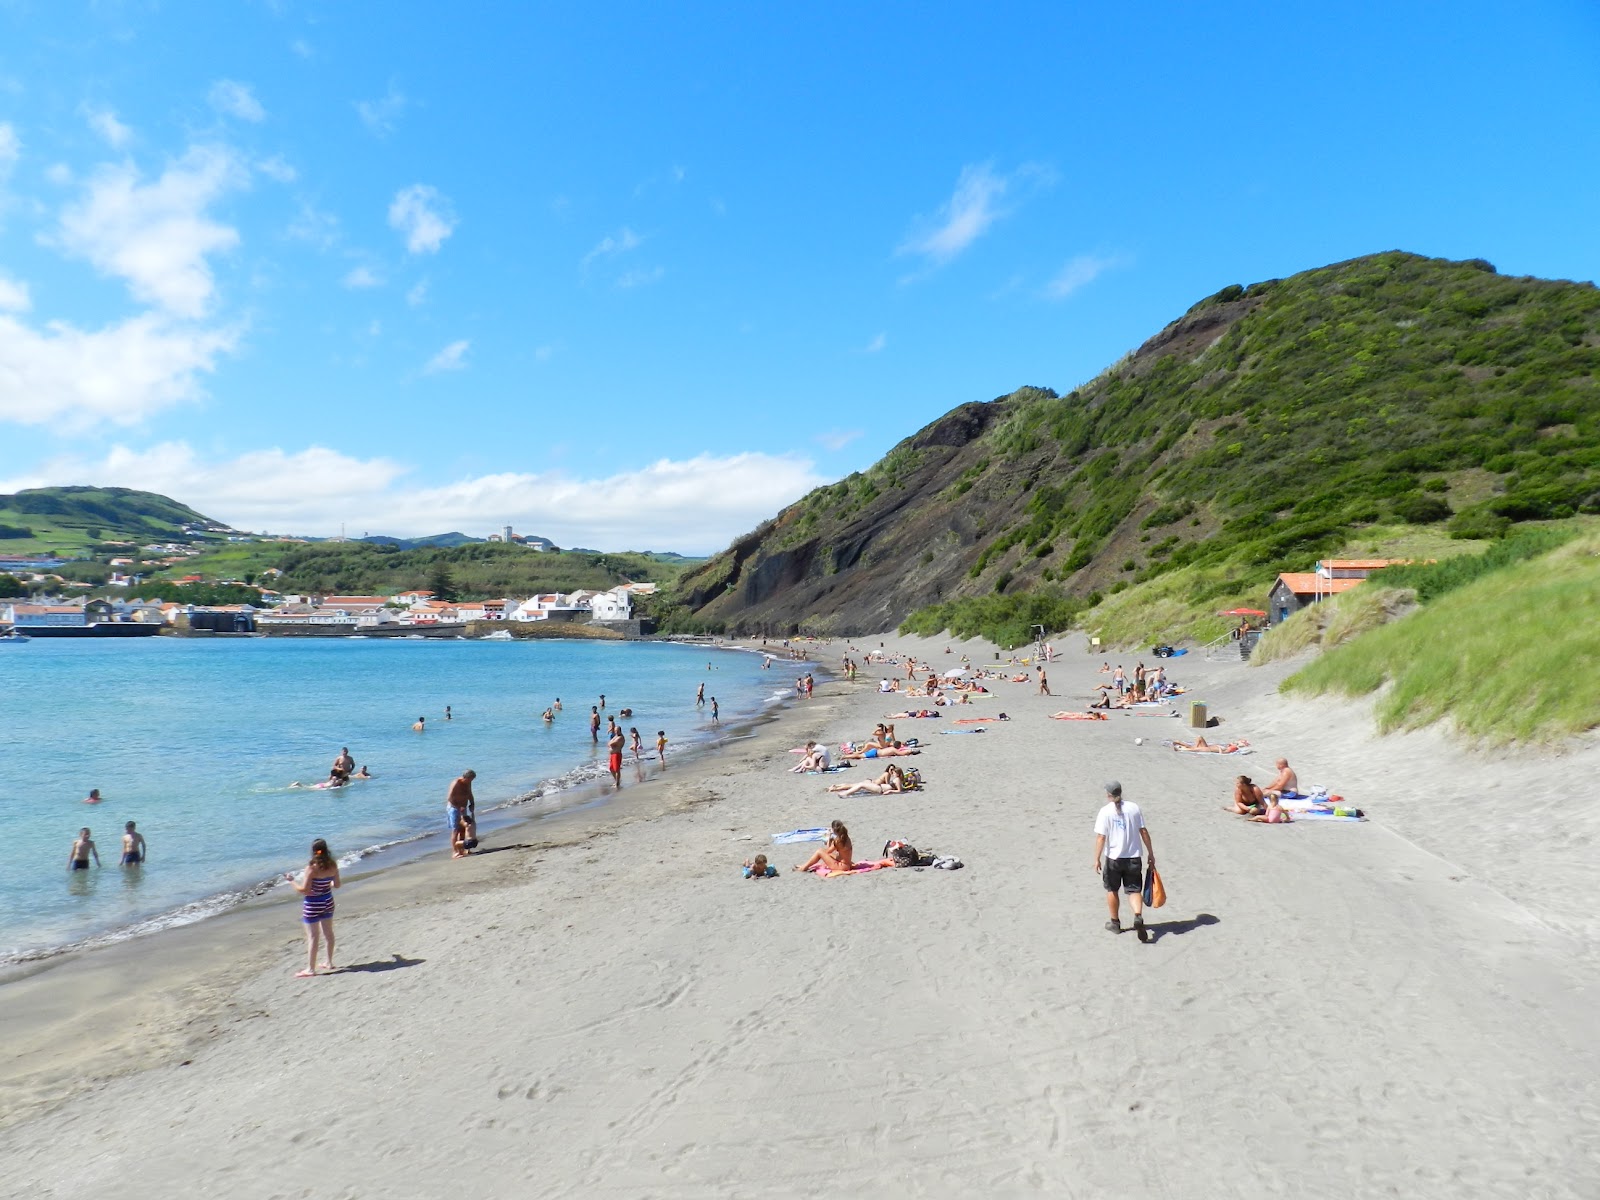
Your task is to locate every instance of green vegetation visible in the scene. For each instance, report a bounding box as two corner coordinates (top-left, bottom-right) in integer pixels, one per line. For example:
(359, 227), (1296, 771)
(1283, 533), (1600, 742)
(899, 588), (1087, 649)
(1252, 585), (1417, 665)
(0, 487), (228, 555)
(255, 541), (697, 600)
(1365, 523), (1584, 601)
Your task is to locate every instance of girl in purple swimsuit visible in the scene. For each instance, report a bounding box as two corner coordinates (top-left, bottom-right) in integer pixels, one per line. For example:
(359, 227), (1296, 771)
(287, 839), (341, 977)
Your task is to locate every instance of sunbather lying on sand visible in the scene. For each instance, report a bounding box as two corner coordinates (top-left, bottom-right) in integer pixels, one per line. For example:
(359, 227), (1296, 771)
(827, 766), (905, 797)
(1171, 736), (1249, 753)
(841, 741), (920, 759)
(886, 710), (940, 719)
(1009, 674), (1030, 683)
(788, 740), (831, 773)
(1225, 774), (1265, 815)
(1049, 711), (1108, 721)
(954, 715), (1008, 723)
(793, 820), (853, 873)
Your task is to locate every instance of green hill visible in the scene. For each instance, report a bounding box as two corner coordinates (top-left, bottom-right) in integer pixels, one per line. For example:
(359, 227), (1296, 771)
(0, 487), (234, 555)
(674, 252), (1600, 641)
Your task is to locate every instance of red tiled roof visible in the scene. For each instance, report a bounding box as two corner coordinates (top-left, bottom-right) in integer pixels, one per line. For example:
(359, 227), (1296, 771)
(1275, 573), (1364, 596)
(1319, 559), (1409, 570)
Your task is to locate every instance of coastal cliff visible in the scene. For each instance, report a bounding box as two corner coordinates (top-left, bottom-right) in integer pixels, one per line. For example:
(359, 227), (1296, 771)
(675, 251), (1600, 635)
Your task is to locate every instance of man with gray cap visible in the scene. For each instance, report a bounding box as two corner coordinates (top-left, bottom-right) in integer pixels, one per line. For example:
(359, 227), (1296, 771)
(1093, 780), (1155, 940)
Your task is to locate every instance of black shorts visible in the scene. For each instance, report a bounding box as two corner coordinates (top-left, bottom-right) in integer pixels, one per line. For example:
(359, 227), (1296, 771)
(1102, 857), (1143, 894)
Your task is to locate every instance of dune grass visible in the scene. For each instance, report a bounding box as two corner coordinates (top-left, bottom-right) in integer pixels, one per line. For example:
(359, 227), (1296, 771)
(1283, 535), (1600, 743)
(1253, 585), (1417, 665)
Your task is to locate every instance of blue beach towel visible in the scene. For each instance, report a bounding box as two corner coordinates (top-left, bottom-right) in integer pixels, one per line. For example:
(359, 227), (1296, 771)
(772, 828), (829, 844)
(939, 729), (988, 735)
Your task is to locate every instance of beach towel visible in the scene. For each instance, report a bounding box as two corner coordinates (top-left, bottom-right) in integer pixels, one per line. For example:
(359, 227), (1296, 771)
(1050, 712), (1108, 721)
(772, 828), (829, 844)
(939, 729), (987, 735)
(954, 717), (1005, 724)
(805, 860), (890, 876)
(1293, 811), (1365, 822)
(931, 856), (964, 870)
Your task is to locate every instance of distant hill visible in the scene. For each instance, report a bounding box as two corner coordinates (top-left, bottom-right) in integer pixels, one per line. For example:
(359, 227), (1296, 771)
(0, 486), (234, 554)
(357, 532), (485, 550)
(674, 252), (1600, 639)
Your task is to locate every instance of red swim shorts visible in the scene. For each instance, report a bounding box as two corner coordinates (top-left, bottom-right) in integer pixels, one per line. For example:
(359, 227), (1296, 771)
(608, 751), (622, 772)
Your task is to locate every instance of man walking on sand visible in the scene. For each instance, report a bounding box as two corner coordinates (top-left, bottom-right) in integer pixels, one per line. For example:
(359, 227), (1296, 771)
(447, 769), (476, 858)
(1093, 781), (1155, 941)
(1038, 669), (1051, 696)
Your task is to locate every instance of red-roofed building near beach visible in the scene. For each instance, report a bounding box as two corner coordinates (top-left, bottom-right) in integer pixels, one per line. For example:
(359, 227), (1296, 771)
(1268, 573), (1365, 624)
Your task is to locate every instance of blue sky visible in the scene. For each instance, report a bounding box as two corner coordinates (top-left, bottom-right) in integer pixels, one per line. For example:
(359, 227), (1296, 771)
(1, 1), (1597, 552)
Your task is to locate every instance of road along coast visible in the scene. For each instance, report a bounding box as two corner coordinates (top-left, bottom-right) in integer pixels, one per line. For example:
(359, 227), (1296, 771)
(0, 634), (1596, 1198)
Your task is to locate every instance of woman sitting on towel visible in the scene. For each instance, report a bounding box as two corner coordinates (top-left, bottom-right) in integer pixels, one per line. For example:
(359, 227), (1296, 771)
(826, 766), (905, 797)
(793, 820), (854, 874)
(1226, 775), (1265, 815)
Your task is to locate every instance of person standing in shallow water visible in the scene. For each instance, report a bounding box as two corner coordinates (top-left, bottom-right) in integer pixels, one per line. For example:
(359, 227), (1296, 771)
(68, 827), (100, 870)
(589, 706), (601, 743)
(696, 683), (705, 707)
(607, 726), (625, 788)
(710, 697), (719, 723)
(120, 821), (147, 866)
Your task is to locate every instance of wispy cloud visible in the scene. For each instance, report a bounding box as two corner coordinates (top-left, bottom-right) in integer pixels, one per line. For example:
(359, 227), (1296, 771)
(861, 331), (887, 354)
(208, 80), (265, 123)
(1043, 252), (1126, 300)
(388, 184), (456, 255)
(405, 278), (429, 307)
(422, 338), (469, 374)
(616, 265), (664, 289)
(897, 162), (1049, 270)
(356, 85), (406, 137)
(286, 202), (339, 250)
(255, 155), (295, 183)
(0, 273), (31, 312)
(341, 265), (383, 289)
(815, 429), (863, 451)
(581, 225), (642, 271)
(81, 106), (131, 149)
(290, 38), (313, 60)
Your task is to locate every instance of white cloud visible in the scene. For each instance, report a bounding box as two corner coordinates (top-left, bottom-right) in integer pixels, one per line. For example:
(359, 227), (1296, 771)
(405, 278), (428, 307)
(616, 265), (664, 290)
(388, 184), (455, 255)
(0, 272), (30, 310)
(356, 85), (407, 137)
(209, 80), (265, 123)
(53, 144), (246, 318)
(290, 38), (313, 60)
(0, 274), (31, 311)
(341, 265), (383, 289)
(1043, 252), (1125, 300)
(862, 331), (886, 353)
(45, 163), (73, 186)
(0, 312), (237, 429)
(581, 225), (642, 271)
(256, 155), (296, 183)
(422, 338), (469, 373)
(81, 107), (131, 150)
(815, 429), (863, 452)
(3, 444), (828, 553)
(898, 162), (1048, 268)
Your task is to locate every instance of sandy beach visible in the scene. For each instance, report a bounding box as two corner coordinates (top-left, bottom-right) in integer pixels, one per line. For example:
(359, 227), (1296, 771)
(2, 634), (1597, 1198)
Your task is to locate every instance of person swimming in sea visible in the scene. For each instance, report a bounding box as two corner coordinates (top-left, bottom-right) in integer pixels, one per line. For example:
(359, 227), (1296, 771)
(120, 821), (147, 865)
(69, 827), (100, 870)
(83, 788), (103, 805)
(541, 708), (555, 723)
(413, 716), (426, 732)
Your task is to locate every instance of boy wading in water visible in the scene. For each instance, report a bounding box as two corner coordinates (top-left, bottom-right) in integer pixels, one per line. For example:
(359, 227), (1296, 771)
(1093, 781), (1155, 942)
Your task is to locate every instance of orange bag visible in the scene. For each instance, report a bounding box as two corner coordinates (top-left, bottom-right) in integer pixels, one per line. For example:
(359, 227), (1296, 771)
(1142, 866), (1167, 909)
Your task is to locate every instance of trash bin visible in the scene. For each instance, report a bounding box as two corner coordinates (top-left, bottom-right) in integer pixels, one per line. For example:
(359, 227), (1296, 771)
(1189, 701), (1208, 729)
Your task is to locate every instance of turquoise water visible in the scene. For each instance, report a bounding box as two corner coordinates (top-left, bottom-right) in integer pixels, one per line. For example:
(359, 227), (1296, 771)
(0, 636), (799, 960)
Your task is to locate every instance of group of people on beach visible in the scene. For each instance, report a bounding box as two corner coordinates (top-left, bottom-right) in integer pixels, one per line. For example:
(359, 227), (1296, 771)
(67, 822), (146, 870)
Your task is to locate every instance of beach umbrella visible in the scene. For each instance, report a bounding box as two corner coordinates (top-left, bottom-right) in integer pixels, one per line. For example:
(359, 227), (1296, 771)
(943, 667), (970, 677)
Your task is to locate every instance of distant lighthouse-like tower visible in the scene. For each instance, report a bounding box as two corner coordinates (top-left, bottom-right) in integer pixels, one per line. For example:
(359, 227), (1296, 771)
(503, 525), (514, 543)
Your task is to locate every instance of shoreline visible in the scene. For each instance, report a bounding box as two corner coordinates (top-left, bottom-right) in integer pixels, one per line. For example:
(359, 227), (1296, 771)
(4, 632), (1594, 1196)
(1, 636), (810, 969)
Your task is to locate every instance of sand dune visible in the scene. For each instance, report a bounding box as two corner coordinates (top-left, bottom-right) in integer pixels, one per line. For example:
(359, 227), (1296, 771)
(1, 635), (1596, 1198)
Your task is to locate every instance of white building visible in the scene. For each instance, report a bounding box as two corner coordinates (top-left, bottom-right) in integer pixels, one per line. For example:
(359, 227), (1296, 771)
(589, 587), (633, 622)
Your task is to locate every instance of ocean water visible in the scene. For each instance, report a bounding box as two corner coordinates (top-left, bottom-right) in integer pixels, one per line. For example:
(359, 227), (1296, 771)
(0, 635), (803, 960)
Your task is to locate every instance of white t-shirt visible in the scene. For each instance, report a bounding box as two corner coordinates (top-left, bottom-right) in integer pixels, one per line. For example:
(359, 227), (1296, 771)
(1095, 799), (1146, 860)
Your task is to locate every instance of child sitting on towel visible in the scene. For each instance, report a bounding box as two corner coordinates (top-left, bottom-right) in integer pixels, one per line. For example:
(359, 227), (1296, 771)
(1245, 795), (1292, 824)
(743, 853), (779, 878)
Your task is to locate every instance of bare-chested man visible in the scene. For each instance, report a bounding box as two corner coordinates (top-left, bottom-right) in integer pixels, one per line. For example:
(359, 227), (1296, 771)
(446, 769), (476, 858)
(1263, 758), (1299, 799)
(607, 727), (625, 788)
(120, 821), (147, 866)
(333, 747), (355, 776)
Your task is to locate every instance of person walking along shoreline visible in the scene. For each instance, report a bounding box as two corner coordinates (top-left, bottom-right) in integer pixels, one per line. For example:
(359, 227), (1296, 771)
(1092, 780), (1155, 941)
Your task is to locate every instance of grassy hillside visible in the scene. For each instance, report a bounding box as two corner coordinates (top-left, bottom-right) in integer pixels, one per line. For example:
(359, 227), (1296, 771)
(674, 252), (1600, 639)
(166, 540), (700, 600)
(1282, 531), (1600, 742)
(0, 487), (232, 555)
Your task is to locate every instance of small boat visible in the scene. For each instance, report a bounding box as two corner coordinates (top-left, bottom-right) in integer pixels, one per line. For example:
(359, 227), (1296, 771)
(0, 630), (30, 643)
